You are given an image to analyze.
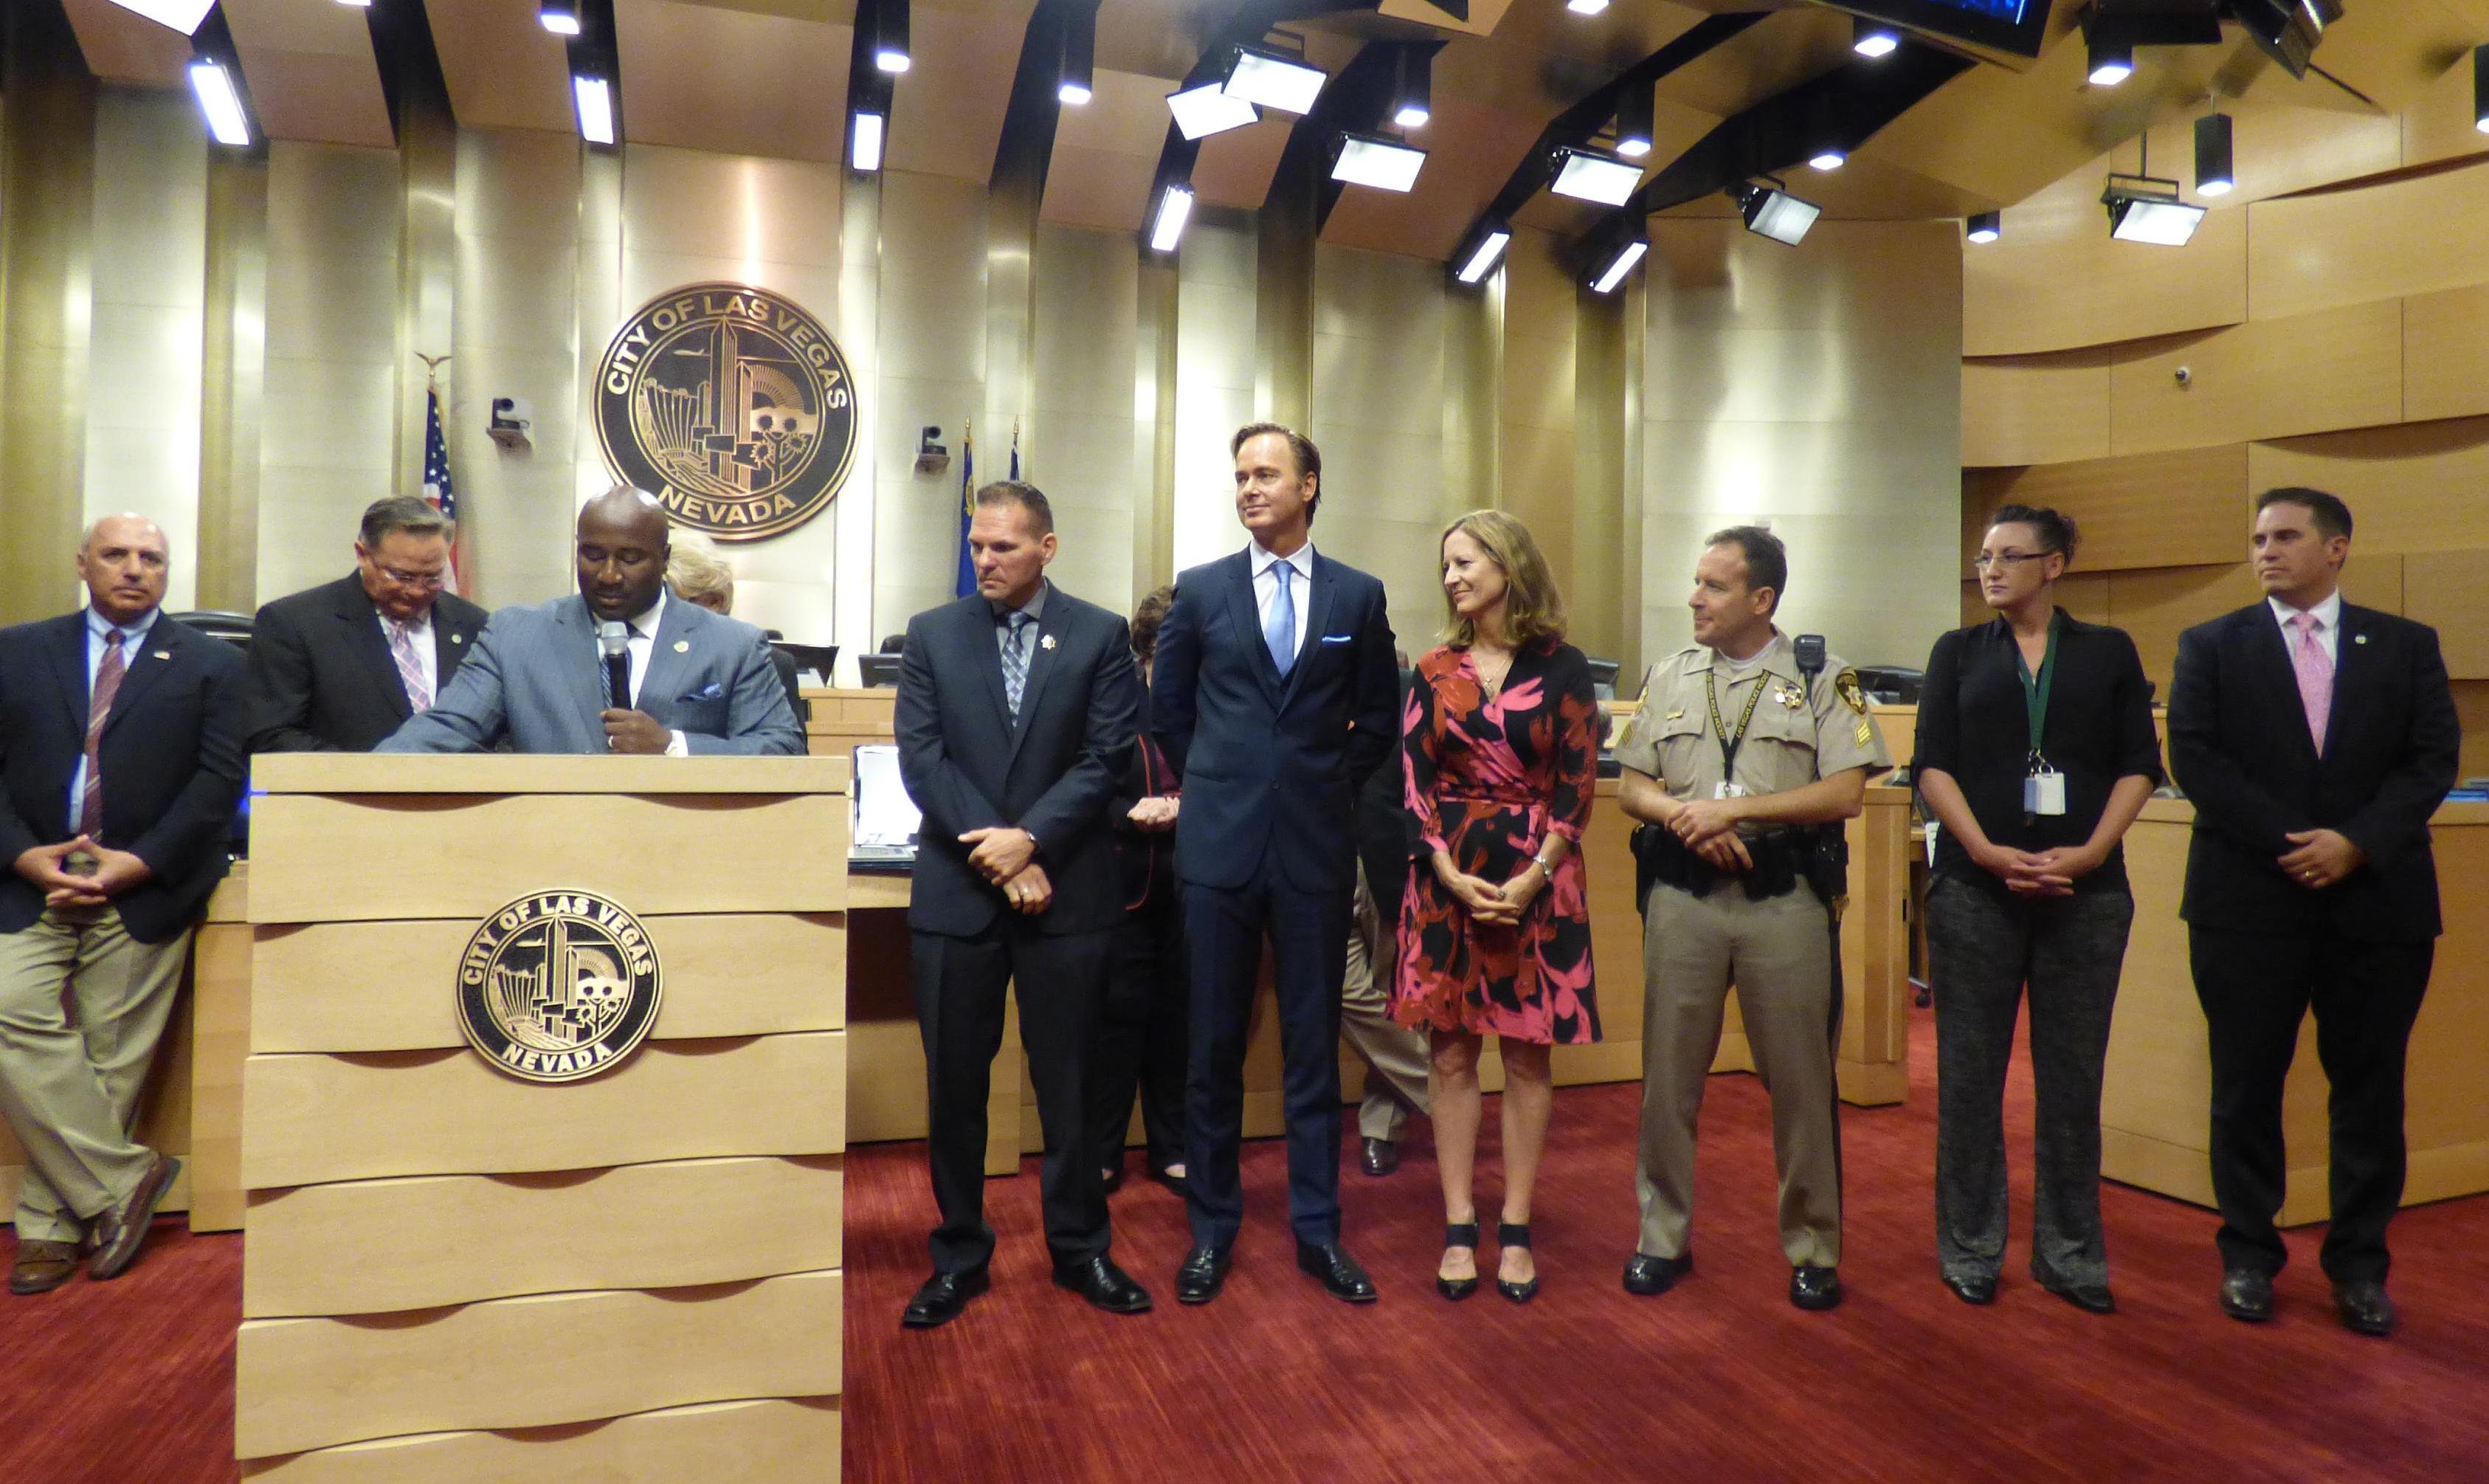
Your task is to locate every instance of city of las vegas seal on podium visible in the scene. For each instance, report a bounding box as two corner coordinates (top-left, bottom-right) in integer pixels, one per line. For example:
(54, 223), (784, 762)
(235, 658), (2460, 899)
(457, 890), (663, 1083)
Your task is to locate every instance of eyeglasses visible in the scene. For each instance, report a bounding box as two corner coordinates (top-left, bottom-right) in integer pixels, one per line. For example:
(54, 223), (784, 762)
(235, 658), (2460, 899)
(1970, 552), (2051, 571)
(376, 565), (449, 590)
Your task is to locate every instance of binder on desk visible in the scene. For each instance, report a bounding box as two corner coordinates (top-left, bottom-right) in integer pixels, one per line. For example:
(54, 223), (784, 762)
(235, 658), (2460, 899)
(850, 743), (921, 864)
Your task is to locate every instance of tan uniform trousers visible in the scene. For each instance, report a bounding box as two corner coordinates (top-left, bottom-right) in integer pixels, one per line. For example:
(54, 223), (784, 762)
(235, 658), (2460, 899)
(0, 905), (190, 1243)
(1634, 878), (1841, 1268)
(1341, 860), (1431, 1142)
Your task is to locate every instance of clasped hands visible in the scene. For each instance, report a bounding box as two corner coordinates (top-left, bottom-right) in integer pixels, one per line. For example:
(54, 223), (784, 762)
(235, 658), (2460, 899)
(1971, 841), (2105, 897)
(960, 826), (1050, 914)
(2278, 828), (2363, 891)
(13, 836), (152, 908)
(1435, 851), (1546, 928)
(1125, 796), (1179, 833)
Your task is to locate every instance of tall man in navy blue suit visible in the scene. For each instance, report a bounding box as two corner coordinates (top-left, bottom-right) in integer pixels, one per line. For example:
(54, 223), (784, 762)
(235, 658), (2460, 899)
(2169, 487), (2459, 1338)
(1151, 423), (1400, 1305)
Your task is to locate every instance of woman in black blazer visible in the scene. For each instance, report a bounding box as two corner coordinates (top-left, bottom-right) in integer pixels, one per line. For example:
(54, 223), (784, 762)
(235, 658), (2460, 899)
(1913, 505), (2162, 1314)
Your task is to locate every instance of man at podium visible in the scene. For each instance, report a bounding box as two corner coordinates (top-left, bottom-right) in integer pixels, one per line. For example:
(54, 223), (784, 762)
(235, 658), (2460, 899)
(377, 488), (801, 756)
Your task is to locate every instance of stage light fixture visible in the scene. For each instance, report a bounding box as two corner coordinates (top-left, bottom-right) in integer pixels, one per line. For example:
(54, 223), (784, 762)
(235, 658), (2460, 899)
(539, 0), (581, 32)
(1808, 149), (1846, 172)
(2087, 38), (2132, 86)
(2195, 112), (2234, 198)
(1392, 47), (1431, 130)
(1455, 227), (1511, 286)
(1854, 22), (1900, 58)
(189, 58), (252, 147)
(105, 0), (215, 34)
(1565, 0), (1610, 14)
(850, 108), (886, 172)
(1614, 84), (1652, 160)
(1330, 133), (1426, 193)
(2229, 0), (2338, 80)
(1550, 146), (1642, 207)
(1733, 183), (1818, 246)
(1058, 2), (1094, 105)
(1966, 211), (2000, 244)
(573, 75), (616, 145)
(1167, 83), (1258, 140)
(2474, 44), (2488, 134)
(2102, 173), (2202, 245)
(874, 0), (911, 75)
(1221, 44), (1326, 115)
(1149, 182), (1195, 255)
(1589, 239), (1646, 295)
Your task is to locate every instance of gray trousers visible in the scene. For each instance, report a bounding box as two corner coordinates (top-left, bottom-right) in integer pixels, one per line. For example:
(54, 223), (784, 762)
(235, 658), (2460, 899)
(1635, 880), (1842, 1268)
(1924, 874), (2134, 1287)
(0, 905), (190, 1243)
(1341, 861), (1429, 1142)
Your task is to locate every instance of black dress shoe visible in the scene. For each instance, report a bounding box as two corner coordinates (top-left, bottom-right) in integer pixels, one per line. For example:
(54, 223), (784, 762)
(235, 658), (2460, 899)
(1622, 1252), (1693, 1297)
(1789, 1264), (1843, 1311)
(2219, 1268), (2274, 1323)
(1296, 1240), (1378, 1303)
(901, 1267), (990, 1329)
(2332, 1279), (2396, 1337)
(1494, 1223), (1539, 1305)
(1943, 1272), (1998, 1305)
(1361, 1137), (1400, 1177)
(1053, 1255), (1153, 1314)
(2036, 1274), (2116, 1314)
(1174, 1245), (1231, 1305)
(1438, 1221), (1480, 1302)
(1099, 1166), (1125, 1196)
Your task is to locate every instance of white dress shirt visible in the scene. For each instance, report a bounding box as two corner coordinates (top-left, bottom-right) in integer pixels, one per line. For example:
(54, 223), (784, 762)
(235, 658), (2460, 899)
(621, 590), (688, 756)
(379, 607), (438, 702)
(1249, 540), (1315, 662)
(2268, 589), (2341, 666)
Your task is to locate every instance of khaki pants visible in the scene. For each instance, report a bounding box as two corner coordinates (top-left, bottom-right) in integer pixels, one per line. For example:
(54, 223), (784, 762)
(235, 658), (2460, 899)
(0, 905), (190, 1242)
(1341, 861), (1429, 1142)
(1634, 880), (1841, 1268)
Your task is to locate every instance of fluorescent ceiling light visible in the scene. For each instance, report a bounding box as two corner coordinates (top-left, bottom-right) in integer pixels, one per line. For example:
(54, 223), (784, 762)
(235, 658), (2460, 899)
(1059, 83), (1092, 106)
(1590, 240), (1646, 295)
(1149, 184), (1194, 255)
(1736, 184), (1818, 246)
(573, 75), (615, 145)
(1854, 24), (1900, 58)
(1456, 229), (1510, 286)
(188, 59), (251, 147)
(1222, 44), (1325, 115)
(851, 110), (885, 173)
(1167, 83), (1257, 141)
(1566, 0), (1609, 13)
(2102, 176), (2202, 245)
(1966, 210), (2000, 244)
(104, 0), (215, 33)
(1330, 133), (1426, 193)
(539, 0), (579, 32)
(1808, 150), (1846, 172)
(1550, 146), (1641, 207)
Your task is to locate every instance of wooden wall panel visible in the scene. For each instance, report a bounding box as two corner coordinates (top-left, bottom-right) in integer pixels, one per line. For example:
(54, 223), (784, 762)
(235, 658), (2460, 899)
(242, 1032), (846, 1187)
(2105, 563), (2261, 689)
(1960, 444), (2247, 574)
(2455, 682), (2489, 781)
(1960, 348), (2111, 467)
(2405, 551), (2489, 680)
(1962, 160), (2247, 357)
(244, 1156), (841, 1318)
(2109, 301), (2403, 455)
(2403, 55), (2489, 172)
(235, 1270), (842, 1457)
(253, 914), (846, 1053)
(242, 1398), (840, 1484)
(2247, 160), (2489, 322)
(2401, 284), (2489, 424)
(2246, 416), (2489, 555)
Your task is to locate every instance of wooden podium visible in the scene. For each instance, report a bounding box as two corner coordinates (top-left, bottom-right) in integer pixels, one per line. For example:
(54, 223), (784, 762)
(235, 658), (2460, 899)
(232, 754), (849, 1481)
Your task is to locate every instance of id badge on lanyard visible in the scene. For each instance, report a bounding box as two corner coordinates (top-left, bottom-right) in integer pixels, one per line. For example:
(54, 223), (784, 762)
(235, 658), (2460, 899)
(2024, 760), (2066, 817)
(2018, 615), (2065, 820)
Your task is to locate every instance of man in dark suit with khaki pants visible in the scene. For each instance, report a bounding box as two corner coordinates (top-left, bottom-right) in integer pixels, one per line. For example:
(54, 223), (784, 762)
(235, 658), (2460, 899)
(2169, 486), (2460, 1337)
(894, 480), (1150, 1328)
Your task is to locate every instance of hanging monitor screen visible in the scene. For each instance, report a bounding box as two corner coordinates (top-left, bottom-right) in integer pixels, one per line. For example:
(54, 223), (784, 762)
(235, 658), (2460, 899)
(1832, 0), (2053, 61)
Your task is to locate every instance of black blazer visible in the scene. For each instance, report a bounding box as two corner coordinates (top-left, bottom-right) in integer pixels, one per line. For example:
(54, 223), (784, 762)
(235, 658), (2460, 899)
(1151, 548), (1398, 893)
(1110, 686), (1179, 912)
(1353, 669), (1422, 926)
(2167, 600), (2459, 942)
(244, 573), (488, 752)
(0, 612), (246, 943)
(895, 583), (1139, 939)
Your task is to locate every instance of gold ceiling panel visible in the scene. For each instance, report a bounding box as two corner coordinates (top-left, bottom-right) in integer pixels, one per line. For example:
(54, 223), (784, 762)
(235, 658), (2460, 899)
(615, 0), (851, 162)
(1194, 116), (1294, 210)
(427, 0), (578, 135)
(1041, 66), (1176, 233)
(224, 0), (394, 148)
(61, 0), (190, 88)
(887, 0), (1039, 182)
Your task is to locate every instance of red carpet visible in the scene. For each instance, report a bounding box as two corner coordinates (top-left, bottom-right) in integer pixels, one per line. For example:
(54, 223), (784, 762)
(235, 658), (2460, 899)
(5, 1007), (2486, 1483)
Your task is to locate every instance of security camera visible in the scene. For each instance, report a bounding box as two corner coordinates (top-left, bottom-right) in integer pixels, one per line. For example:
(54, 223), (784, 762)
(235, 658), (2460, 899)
(2173, 366), (2192, 386)
(915, 424), (951, 475)
(489, 396), (534, 450)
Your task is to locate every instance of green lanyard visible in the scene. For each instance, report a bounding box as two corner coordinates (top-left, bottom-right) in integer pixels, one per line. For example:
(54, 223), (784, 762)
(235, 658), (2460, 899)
(1703, 666), (1768, 784)
(2012, 610), (2062, 763)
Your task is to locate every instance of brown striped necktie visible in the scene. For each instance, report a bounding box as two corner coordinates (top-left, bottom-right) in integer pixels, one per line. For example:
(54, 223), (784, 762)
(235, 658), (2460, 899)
(79, 631), (127, 837)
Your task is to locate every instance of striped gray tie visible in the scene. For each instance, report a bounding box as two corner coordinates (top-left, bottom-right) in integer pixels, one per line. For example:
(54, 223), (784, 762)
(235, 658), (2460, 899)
(1001, 612), (1035, 719)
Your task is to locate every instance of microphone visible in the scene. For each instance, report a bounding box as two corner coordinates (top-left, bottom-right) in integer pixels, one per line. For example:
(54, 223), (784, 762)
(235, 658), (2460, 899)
(598, 620), (632, 710)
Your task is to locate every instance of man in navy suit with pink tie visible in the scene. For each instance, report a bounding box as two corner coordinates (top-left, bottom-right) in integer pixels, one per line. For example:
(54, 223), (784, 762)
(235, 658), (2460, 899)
(1150, 423), (1400, 1305)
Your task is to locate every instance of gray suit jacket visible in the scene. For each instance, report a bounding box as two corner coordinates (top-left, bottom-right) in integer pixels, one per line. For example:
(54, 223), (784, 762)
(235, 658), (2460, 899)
(376, 593), (804, 755)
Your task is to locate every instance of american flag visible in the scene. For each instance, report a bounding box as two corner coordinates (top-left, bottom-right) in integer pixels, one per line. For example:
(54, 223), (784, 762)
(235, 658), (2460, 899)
(422, 383), (463, 593)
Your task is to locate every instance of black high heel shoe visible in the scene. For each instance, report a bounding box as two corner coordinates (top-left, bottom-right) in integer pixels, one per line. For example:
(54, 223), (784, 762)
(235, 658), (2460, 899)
(1438, 1222), (1480, 1301)
(1496, 1223), (1539, 1304)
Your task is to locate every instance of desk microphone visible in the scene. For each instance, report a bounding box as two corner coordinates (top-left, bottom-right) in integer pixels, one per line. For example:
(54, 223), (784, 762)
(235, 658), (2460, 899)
(598, 620), (632, 710)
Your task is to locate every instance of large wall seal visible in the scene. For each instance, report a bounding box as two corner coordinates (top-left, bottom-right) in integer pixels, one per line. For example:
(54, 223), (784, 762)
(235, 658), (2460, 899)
(594, 282), (858, 542)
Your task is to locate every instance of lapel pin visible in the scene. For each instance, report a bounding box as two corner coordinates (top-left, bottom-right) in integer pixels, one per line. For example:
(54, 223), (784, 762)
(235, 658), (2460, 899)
(1040, 634), (1057, 651)
(2353, 633), (2368, 645)
(151, 650), (170, 660)
(674, 639), (690, 653)
(451, 633), (465, 645)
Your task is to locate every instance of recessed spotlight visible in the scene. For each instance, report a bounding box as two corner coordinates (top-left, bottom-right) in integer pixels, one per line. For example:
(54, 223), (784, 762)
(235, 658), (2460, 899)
(538, 0), (580, 34)
(2088, 40), (2133, 86)
(1854, 24), (1900, 58)
(1809, 150), (1846, 172)
(1966, 210), (2000, 244)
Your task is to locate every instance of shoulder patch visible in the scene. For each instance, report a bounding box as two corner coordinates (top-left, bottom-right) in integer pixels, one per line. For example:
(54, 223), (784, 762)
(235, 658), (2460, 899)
(1834, 668), (1870, 717)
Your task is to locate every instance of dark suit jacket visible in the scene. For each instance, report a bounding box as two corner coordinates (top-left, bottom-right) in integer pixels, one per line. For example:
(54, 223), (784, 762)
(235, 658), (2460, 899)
(244, 573), (488, 752)
(1151, 548), (1398, 893)
(1111, 686), (1179, 912)
(1353, 669), (1420, 926)
(896, 582), (1139, 939)
(2168, 600), (2460, 942)
(0, 612), (246, 943)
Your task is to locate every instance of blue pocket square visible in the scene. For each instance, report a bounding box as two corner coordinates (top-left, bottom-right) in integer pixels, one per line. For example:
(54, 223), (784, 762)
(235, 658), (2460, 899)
(683, 681), (726, 700)
(1319, 634), (1353, 645)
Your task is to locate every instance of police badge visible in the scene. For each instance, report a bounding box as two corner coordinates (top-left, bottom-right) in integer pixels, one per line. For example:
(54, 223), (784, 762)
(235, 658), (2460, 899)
(456, 890), (663, 1083)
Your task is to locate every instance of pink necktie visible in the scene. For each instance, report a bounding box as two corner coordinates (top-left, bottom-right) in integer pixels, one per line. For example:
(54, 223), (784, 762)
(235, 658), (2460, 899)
(387, 620), (432, 713)
(2290, 611), (2331, 755)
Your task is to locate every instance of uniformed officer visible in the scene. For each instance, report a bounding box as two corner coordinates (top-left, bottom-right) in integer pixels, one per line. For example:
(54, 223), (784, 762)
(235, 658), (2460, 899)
(1611, 525), (1889, 1312)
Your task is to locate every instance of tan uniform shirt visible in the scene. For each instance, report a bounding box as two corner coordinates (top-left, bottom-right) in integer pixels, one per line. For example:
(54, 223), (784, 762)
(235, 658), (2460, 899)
(1612, 632), (1889, 818)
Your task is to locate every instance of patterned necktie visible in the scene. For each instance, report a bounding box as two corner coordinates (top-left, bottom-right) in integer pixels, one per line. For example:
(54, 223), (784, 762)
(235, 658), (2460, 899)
(80, 630), (127, 838)
(387, 620), (432, 713)
(1264, 560), (1297, 678)
(2290, 611), (2332, 755)
(1001, 611), (1035, 719)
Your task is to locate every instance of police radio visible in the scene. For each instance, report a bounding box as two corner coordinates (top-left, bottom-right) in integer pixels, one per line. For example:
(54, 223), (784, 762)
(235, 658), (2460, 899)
(1792, 632), (1826, 697)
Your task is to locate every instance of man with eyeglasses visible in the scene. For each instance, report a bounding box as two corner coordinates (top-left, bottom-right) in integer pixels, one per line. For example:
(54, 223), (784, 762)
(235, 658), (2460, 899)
(245, 495), (489, 753)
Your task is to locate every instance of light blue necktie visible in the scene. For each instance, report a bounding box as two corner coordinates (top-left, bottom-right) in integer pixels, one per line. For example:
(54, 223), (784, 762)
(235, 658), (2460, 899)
(1001, 611), (1035, 719)
(1264, 561), (1297, 678)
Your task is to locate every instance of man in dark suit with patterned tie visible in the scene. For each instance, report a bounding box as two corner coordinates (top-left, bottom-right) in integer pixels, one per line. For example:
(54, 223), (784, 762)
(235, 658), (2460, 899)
(244, 496), (487, 753)
(1150, 423), (1401, 1305)
(2169, 487), (2460, 1337)
(892, 480), (1151, 1328)
(0, 516), (245, 1294)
